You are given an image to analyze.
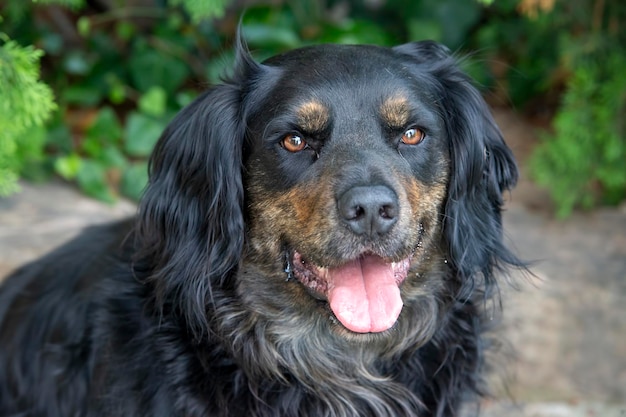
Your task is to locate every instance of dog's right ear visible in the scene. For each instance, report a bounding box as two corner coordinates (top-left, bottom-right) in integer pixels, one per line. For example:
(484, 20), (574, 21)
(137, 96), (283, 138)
(394, 40), (523, 299)
(135, 37), (264, 337)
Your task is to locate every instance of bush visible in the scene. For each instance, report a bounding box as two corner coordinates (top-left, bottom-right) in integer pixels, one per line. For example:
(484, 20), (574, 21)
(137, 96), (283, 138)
(1, 0), (230, 201)
(522, 0), (626, 216)
(0, 31), (56, 195)
(3, 0), (624, 216)
(473, 0), (626, 216)
(530, 50), (626, 217)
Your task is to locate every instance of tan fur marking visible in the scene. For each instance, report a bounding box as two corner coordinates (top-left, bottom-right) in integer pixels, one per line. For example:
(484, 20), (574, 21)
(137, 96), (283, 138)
(380, 96), (411, 128)
(296, 101), (330, 133)
(281, 182), (335, 242)
(248, 179), (335, 256)
(404, 177), (447, 216)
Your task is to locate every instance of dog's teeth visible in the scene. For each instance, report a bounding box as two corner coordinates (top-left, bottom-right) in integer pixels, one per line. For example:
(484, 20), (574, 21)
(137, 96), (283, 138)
(284, 253), (295, 281)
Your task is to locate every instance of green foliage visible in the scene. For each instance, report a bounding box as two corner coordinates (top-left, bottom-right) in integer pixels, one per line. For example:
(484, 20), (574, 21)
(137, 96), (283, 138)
(32, 0), (84, 7)
(529, 51), (626, 217)
(128, 48), (190, 94)
(171, 0), (230, 21)
(473, 0), (626, 215)
(0, 0), (226, 201)
(120, 162), (149, 201)
(4, 0), (623, 216)
(472, 0), (562, 104)
(0, 32), (56, 195)
(400, 0), (482, 48)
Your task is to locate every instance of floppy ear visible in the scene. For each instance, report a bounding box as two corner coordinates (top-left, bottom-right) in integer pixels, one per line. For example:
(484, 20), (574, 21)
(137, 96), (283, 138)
(394, 41), (522, 297)
(136, 39), (263, 336)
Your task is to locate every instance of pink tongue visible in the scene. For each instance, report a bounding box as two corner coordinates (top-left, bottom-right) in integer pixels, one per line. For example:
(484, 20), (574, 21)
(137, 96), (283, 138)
(327, 255), (403, 333)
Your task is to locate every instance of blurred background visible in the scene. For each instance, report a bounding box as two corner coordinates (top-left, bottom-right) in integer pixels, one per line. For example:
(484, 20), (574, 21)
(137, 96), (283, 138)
(1, 0), (625, 215)
(0, 1), (625, 416)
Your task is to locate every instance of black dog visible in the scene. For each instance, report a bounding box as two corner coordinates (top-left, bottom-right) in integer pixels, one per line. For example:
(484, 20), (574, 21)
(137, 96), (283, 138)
(0, 39), (522, 416)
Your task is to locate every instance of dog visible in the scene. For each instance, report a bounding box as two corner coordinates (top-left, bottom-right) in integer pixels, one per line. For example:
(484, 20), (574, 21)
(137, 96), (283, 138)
(0, 38), (522, 417)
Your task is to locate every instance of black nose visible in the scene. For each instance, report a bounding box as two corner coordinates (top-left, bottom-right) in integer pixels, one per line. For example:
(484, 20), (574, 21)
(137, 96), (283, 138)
(338, 185), (399, 237)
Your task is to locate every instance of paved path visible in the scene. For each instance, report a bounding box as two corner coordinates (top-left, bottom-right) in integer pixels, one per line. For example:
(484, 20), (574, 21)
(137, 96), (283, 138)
(1, 109), (625, 416)
(0, 180), (135, 276)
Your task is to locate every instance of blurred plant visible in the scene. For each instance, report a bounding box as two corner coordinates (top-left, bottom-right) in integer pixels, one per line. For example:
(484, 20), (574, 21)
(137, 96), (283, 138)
(32, 0), (84, 6)
(5, 0), (623, 216)
(1, 0), (232, 201)
(0, 26), (56, 196)
(473, 0), (625, 216)
(529, 49), (626, 217)
(524, 0), (624, 216)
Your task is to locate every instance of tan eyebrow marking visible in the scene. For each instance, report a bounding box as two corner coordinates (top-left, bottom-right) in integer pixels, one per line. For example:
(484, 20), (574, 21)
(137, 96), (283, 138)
(380, 95), (411, 128)
(296, 100), (330, 133)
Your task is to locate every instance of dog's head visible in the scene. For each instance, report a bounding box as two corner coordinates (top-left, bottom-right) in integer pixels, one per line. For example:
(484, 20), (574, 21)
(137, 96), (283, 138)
(137, 39), (519, 343)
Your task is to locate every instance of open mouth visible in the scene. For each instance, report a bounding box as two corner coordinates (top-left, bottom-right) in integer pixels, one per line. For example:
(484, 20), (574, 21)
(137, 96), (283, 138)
(287, 251), (412, 334)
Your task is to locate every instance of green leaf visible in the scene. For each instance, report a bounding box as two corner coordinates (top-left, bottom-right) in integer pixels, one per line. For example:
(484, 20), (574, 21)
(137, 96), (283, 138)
(124, 112), (166, 157)
(0, 169), (19, 196)
(54, 153), (82, 180)
(15, 123), (47, 166)
(63, 50), (91, 75)
(0, 39), (57, 134)
(120, 162), (149, 200)
(108, 83), (126, 105)
(433, 0), (481, 47)
(76, 159), (115, 203)
(41, 33), (64, 56)
(407, 19), (443, 43)
(170, 0), (230, 21)
(128, 49), (189, 93)
(77, 17), (91, 37)
(62, 85), (102, 106)
(176, 90), (197, 108)
(138, 86), (167, 117)
(242, 24), (300, 49)
(15, 124), (50, 182)
(32, 0), (85, 7)
(115, 21), (136, 41)
(100, 146), (128, 168)
(45, 116), (73, 154)
(318, 19), (394, 46)
(105, 74), (127, 105)
(85, 107), (122, 146)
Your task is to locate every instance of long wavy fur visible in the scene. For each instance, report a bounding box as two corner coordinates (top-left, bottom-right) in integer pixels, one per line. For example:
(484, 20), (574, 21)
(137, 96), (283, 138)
(0, 37), (522, 417)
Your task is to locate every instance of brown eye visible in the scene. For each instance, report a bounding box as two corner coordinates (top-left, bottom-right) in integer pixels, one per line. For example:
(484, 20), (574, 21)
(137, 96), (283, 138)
(282, 134), (307, 152)
(401, 128), (425, 145)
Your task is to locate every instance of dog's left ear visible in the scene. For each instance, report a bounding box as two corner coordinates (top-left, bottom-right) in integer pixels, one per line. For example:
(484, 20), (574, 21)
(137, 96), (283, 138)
(135, 37), (266, 336)
(394, 41), (522, 295)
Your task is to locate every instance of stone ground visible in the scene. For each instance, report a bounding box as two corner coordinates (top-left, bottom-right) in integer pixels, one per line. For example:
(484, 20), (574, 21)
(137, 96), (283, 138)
(1, 108), (625, 416)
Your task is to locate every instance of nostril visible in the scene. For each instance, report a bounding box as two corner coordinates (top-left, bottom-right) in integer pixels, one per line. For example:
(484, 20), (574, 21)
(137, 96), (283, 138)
(354, 206), (365, 220)
(379, 204), (397, 219)
(342, 204), (364, 221)
(337, 185), (399, 237)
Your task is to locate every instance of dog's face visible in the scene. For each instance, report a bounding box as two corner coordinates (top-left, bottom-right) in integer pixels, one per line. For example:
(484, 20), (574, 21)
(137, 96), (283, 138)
(243, 45), (450, 335)
(139, 40), (518, 352)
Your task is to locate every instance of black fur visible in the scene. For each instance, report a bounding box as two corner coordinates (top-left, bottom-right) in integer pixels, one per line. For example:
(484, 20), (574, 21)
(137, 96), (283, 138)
(0, 39), (522, 416)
